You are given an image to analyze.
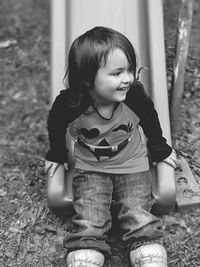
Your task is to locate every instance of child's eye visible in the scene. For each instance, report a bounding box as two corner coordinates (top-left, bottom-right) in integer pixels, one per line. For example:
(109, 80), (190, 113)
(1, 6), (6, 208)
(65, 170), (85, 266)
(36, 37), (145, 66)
(112, 72), (121, 76)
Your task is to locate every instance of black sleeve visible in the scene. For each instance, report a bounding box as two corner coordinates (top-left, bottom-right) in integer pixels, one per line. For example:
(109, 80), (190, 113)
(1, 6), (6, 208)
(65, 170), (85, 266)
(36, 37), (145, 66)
(46, 90), (70, 163)
(126, 81), (172, 162)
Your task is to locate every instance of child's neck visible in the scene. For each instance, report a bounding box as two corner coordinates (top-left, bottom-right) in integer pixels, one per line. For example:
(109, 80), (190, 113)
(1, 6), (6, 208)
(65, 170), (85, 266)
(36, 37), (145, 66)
(93, 102), (116, 120)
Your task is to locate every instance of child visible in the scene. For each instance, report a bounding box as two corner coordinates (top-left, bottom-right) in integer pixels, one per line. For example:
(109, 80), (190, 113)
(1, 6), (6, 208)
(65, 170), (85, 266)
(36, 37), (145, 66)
(45, 27), (176, 267)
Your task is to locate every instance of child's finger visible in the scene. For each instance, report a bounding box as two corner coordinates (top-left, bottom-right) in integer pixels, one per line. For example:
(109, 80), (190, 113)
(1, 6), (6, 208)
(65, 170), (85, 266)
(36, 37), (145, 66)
(49, 163), (59, 177)
(163, 157), (176, 169)
(170, 154), (177, 163)
(64, 163), (69, 171)
(44, 161), (52, 172)
(172, 148), (176, 155)
(168, 149), (177, 165)
(172, 152), (177, 160)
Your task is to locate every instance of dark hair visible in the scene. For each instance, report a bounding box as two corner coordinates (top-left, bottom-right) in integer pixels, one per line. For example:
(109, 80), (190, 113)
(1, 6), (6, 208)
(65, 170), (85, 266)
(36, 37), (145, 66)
(65, 26), (137, 98)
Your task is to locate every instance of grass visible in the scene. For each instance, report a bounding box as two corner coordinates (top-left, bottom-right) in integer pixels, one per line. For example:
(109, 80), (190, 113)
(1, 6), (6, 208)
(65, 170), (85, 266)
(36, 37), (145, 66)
(0, 0), (200, 266)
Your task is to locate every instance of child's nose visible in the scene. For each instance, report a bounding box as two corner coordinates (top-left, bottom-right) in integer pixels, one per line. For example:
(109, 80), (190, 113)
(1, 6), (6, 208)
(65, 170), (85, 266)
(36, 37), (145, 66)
(122, 72), (132, 84)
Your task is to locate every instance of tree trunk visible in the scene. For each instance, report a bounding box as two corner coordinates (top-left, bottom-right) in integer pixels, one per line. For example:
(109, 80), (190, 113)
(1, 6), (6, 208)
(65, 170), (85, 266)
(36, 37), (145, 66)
(170, 0), (194, 143)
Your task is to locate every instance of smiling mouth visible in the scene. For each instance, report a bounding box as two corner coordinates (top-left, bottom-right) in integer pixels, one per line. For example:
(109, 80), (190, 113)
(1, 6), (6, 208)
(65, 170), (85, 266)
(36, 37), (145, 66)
(117, 87), (129, 91)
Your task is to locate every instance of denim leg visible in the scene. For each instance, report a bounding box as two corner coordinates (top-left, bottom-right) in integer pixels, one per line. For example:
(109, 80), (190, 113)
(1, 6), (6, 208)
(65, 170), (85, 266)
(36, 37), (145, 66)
(112, 171), (163, 251)
(63, 169), (113, 255)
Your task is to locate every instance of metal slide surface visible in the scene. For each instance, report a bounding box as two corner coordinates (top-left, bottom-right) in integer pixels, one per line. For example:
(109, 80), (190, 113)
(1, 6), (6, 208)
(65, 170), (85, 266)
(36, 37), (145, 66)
(49, 0), (176, 216)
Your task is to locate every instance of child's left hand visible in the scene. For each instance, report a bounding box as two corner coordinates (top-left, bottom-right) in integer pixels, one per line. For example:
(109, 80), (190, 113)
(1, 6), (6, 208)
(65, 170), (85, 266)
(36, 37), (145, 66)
(162, 149), (177, 169)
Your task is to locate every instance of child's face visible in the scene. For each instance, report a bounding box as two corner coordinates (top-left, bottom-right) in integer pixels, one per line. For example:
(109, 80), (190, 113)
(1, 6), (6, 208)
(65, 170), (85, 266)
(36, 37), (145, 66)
(90, 48), (134, 105)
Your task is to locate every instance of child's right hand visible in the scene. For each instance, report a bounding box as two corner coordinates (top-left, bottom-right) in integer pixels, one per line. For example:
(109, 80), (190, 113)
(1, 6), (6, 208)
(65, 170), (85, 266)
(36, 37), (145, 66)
(162, 149), (177, 169)
(45, 160), (59, 177)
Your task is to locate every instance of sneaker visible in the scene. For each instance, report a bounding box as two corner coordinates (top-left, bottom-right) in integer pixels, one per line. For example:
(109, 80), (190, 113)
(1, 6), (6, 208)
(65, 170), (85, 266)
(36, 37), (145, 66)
(130, 243), (167, 267)
(67, 249), (105, 267)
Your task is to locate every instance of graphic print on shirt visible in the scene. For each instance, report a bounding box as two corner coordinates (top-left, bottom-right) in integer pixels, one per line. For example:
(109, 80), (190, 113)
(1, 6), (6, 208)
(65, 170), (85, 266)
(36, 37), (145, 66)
(77, 122), (134, 160)
(69, 102), (140, 161)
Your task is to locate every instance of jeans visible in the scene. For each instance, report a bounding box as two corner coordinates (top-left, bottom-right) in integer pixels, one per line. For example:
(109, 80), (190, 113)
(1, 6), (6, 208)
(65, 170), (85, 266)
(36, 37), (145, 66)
(63, 169), (163, 256)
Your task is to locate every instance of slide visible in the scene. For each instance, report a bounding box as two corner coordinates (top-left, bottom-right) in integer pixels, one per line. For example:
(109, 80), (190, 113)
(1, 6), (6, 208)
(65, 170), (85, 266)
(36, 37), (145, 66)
(48, 0), (176, 216)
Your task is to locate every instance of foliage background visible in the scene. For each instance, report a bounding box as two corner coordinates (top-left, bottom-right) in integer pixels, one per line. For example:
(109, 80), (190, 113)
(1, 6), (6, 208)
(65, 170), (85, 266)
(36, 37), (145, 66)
(0, 0), (200, 266)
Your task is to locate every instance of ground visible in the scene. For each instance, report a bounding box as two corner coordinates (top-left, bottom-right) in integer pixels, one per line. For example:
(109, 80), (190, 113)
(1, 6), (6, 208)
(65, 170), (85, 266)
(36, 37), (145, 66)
(0, 0), (200, 266)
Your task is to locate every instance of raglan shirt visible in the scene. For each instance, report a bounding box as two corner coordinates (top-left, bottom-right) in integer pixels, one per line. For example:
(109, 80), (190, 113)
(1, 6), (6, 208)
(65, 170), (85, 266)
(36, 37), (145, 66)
(46, 81), (172, 172)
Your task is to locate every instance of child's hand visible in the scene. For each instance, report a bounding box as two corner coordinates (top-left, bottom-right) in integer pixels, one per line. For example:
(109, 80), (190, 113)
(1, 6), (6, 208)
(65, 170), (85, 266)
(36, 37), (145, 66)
(162, 149), (177, 169)
(45, 160), (59, 177)
(64, 163), (69, 171)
